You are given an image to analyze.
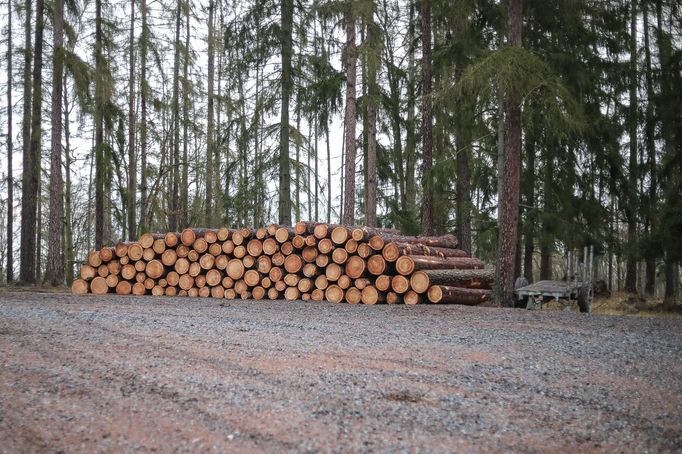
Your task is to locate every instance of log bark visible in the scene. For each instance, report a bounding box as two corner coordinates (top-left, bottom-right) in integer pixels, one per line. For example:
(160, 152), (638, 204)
(421, 268), (495, 289)
(396, 255), (484, 275)
(427, 286), (492, 305)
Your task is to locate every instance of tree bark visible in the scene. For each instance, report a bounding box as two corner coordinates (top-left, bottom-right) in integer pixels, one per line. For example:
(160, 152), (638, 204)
(20, 0), (43, 282)
(6, 0), (13, 282)
(456, 137), (472, 255)
(419, 0), (433, 235)
(181, 0), (190, 229)
(45, 0), (65, 285)
(279, 0), (293, 225)
(63, 73), (74, 284)
(624, 0), (638, 294)
(342, 3), (357, 225)
(522, 137), (535, 282)
(139, 0), (148, 232)
(94, 0), (104, 249)
(206, 0), (215, 226)
(495, 0), (523, 307)
(643, 1), (656, 295)
(127, 0), (136, 240)
(365, 3), (378, 227)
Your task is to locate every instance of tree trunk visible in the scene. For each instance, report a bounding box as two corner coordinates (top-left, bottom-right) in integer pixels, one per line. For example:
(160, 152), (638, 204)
(127, 0), (136, 240)
(94, 0), (104, 249)
(181, 0), (190, 229)
(365, 4), (378, 227)
(419, 0), (433, 235)
(6, 0), (13, 282)
(495, 0), (523, 307)
(206, 0), (215, 226)
(405, 2), (417, 221)
(170, 0), (181, 231)
(523, 137), (535, 282)
(326, 125), (331, 224)
(342, 4), (357, 225)
(624, 0), (638, 294)
(45, 0), (65, 285)
(20, 0), (43, 282)
(63, 73), (74, 284)
(643, 1), (656, 295)
(456, 137), (472, 255)
(139, 0), (148, 233)
(279, 0), (293, 225)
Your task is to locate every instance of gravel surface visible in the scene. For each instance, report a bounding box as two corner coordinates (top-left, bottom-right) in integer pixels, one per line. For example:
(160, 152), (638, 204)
(1, 292), (681, 452)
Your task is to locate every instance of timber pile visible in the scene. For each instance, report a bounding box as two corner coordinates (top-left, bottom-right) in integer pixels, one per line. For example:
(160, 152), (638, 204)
(72, 222), (493, 305)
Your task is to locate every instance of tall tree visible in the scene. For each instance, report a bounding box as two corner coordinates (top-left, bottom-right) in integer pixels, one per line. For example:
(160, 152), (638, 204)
(495, 0), (523, 306)
(420, 0), (433, 235)
(341, 2), (357, 225)
(139, 0), (149, 232)
(20, 0), (44, 282)
(45, 0), (65, 285)
(170, 0), (182, 230)
(94, 0), (105, 248)
(206, 0), (215, 226)
(279, 0), (294, 225)
(127, 0), (136, 240)
(181, 0), (190, 229)
(365, 1), (379, 227)
(624, 0), (638, 293)
(642, 0), (656, 295)
(6, 0), (13, 282)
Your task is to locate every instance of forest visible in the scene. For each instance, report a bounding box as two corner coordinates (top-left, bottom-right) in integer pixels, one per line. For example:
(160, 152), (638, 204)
(0, 0), (680, 305)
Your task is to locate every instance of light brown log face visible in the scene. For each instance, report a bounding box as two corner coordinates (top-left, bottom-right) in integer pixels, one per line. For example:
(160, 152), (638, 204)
(409, 271), (430, 293)
(116, 281), (132, 295)
(252, 286), (265, 300)
(224, 289), (236, 299)
(361, 286), (381, 305)
(311, 289), (324, 301)
(88, 250), (102, 267)
(146, 260), (165, 279)
(195, 275), (207, 288)
(175, 258), (190, 275)
(255, 228), (268, 240)
(357, 243), (371, 258)
(302, 263), (318, 278)
(337, 275), (351, 290)
(284, 287), (300, 301)
(199, 253), (215, 270)
(144, 278), (155, 290)
(119, 256), (129, 265)
(395, 256), (415, 275)
(204, 230), (218, 244)
(179, 274), (194, 290)
(161, 249), (178, 266)
(138, 233), (156, 249)
(367, 255), (386, 275)
(80, 265), (96, 281)
(325, 263), (342, 281)
(261, 278), (272, 289)
(115, 243), (129, 258)
(382, 242), (400, 262)
(404, 290), (420, 305)
(188, 287), (199, 297)
(90, 276), (109, 295)
(315, 254), (329, 268)
(208, 243), (222, 256)
(166, 271), (180, 287)
(257, 255), (272, 274)
(159, 278), (168, 288)
(178, 290), (188, 297)
(136, 273), (146, 283)
(227, 259), (245, 280)
(71, 279), (89, 294)
(121, 264), (136, 281)
(233, 246), (246, 259)
(274, 280), (287, 292)
(331, 226), (349, 244)
(313, 223), (329, 239)
(275, 227), (293, 243)
(304, 235), (317, 247)
(165, 287), (177, 296)
(345, 287), (362, 304)
(222, 240), (235, 254)
(164, 232), (179, 247)
(272, 253), (285, 266)
(176, 244), (189, 258)
(143, 248), (156, 261)
(324, 285), (344, 303)
(283, 273), (300, 287)
(247, 239), (263, 256)
(211, 286), (225, 298)
(187, 250), (199, 262)
(391, 275), (410, 294)
(206, 269), (223, 287)
(386, 292), (401, 305)
(222, 277), (234, 289)
(281, 242), (294, 256)
(189, 262), (201, 277)
(422, 269), (495, 289)
(107, 261), (121, 276)
(105, 274), (119, 288)
(152, 238), (166, 255)
(132, 282), (147, 296)
(302, 247), (318, 263)
(268, 288), (280, 299)
(284, 255), (303, 274)
(318, 239), (333, 254)
(244, 270), (261, 287)
(368, 235), (385, 251)
(217, 227), (230, 241)
(134, 260), (146, 272)
(128, 243), (144, 261)
(193, 238), (208, 254)
(199, 287), (210, 297)
(262, 238), (278, 255)
(231, 231), (244, 246)
(344, 239), (358, 254)
(243, 256), (255, 269)
(297, 278), (312, 293)
(181, 228), (196, 246)
(269, 267), (283, 282)
(332, 248), (348, 264)
(345, 256), (366, 279)
(99, 247), (114, 262)
(314, 275), (328, 290)
(215, 255), (229, 270)
(292, 235), (305, 249)
(354, 278), (370, 290)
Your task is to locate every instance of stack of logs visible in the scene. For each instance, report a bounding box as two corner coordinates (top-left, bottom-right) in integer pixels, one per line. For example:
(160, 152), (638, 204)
(72, 222), (493, 305)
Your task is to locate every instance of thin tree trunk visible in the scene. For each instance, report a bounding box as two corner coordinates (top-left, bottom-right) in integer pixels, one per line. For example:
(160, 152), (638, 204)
(206, 0), (215, 226)
(314, 113), (319, 221)
(342, 4), (357, 225)
(456, 136), (472, 256)
(326, 125), (331, 224)
(643, 0), (656, 295)
(365, 3), (378, 227)
(419, 0), (433, 235)
(139, 0), (148, 232)
(624, 0), (638, 294)
(405, 1), (417, 220)
(63, 74), (73, 284)
(181, 1), (190, 228)
(6, 0), (13, 282)
(522, 137), (535, 282)
(495, 0), (523, 306)
(170, 0), (181, 231)
(279, 0), (293, 225)
(18, 0), (31, 282)
(94, 0), (104, 248)
(20, 0), (43, 282)
(127, 0), (136, 240)
(45, 0), (65, 285)
(540, 148), (552, 280)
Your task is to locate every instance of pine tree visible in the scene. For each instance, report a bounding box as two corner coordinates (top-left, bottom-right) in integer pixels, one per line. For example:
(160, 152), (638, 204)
(127, 0), (136, 240)
(342, 2), (358, 225)
(280, 0), (294, 225)
(5, 0), (13, 282)
(420, 0), (433, 235)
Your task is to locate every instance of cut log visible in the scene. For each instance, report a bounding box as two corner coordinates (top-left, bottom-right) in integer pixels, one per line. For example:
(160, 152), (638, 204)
(142, 248), (155, 261)
(361, 286), (384, 305)
(283, 273), (300, 287)
(311, 289), (324, 301)
(269, 267), (283, 282)
(257, 255), (272, 274)
(188, 287), (199, 297)
(71, 279), (89, 294)
(166, 271), (180, 287)
(175, 258), (190, 275)
(325, 285), (344, 303)
(90, 276), (109, 294)
(302, 246), (318, 263)
(199, 286), (211, 297)
(255, 227), (268, 240)
(211, 286), (225, 298)
(337, 275), (351, 289)
(281, 242), (294, 256)
(194, 275), (206, 288)
(332, 248), (348, 264)
(116, 280), (132, 295)
(215, 255), (229, 270)
(421, 268), (495, 289)
(199, 253), (215, 270)
(298, 278), (312, 293)
(272, 252), (285, 266)
(132, 282), (147, 295)
(314, 275), (328, 290)
(189, 262), (201, 277)
(367, 255), (386, 275)
(426, 286), (492, 305)
(295, 221), (315, 235)
(409, 271), (429, 294)
(305, 235), (317, 247)
(375, 275), (391, 292)
(302, 263), (318, 278)
(313, 223), (330, 239)
(178, 289), (188, 297)
(318, 238), (333, 254)
(354, 278), (371, 290)
(403, 290), (420, 305)
(284, 286), (300, 301)
(222, 276), (234, 289)
(222, 240), (235, 255)
(176, 244), (189, 258)
(284, 254), (303, 274)
(357, 243), (372, 258)
(325, 263), (342, 281)
(391, 275), (409, 294)
(231, 231), (244, 246)
(275, 226), (294, 243)
(99, 247), (114, 262)
(151, 285), (164, 296)
(208, 243), (222, 256)
(274, 280), (287, 292)
(139, 232), (163, 249)
(392, 242), (469, 258)
(145, 260), (164, 279)
(164, 232), (180, 247)
(193, 237), (208, 254)
(268, 288), (280, 299)
(128, 243), (144, 261)
(374, 233), (458, 249)
(351, 226), (400, 241)
(105, 274), (119, 288)
(396, 256), (484, 275)
(121, 264), (136, 280)
(134, 260), (146, 272)
(135, 272), (146, 283)
(292, 235), (305, 249)
(252, 286), (265, 300)
(106, 260), (121, 276)
(180, 228), (196, 246)
(204, 229), (218, 244)
(161, 249), (177, 267)
(97, 264), (109, 278)
(262, 238), (278, 255)
(247, 239), (263, 256)
(187, 249), (199, 262)
(233, 245), (246, 259)
(368, 236), (384, 251)
(244, 270), (261, 287)
(345, 256), (366, 279)
(88, 250), (102, 267)
(331, 226), (350, 244)
(344, 239), (358, 254)
(217, 227), (231, 241)
(381, 242), (400, 262)
(227, 259), (245, 280)
(386, 292), (401, 304)
(206, 269), (223, 287)
(179, 274), (195, 291)
(114, 242), (130, 258)
(80, 265), (96, 281)
(345, 287), (362, 304)
(315, 254), (329, 268)
(144, 278), (155, 290)
(261, 277), (272, 288)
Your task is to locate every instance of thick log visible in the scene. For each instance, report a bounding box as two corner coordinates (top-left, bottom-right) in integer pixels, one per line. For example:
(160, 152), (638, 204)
(152, 238), (166, 255)
(199, 253), (215, 270)
(331, 226), (351, 244)
(116, 280), (132, 295)
(332, 248), (348, 264)
(274, 280), (287, 292)
(134, 260), (146, 272)
(145, 260), (164, 279)
(325, 263), (342, 281)
(114, 242), (131, 258)
(302, 246), (318, 263)
(132, 282), (147, 295)
(166, 271), (180, 287)
(403, 290), (420, 305)
(144, 278), (155, 290)
(426, 286), (492, 305)
(391, 242), (468, 258)
(315, 254), (329, 268)
(176, 244), (190, 258)
(351, 226), (401, 241)
(188, 287), (199, 297)
(262, 238), (278, 255)
(217, 227), (231, 241)
(211, 286), (225, 298)
(80, 265), (96, 281)
(161, 249), (177, 267)
(151, 285), (164, 296)
(142, 248), (155, 261)
(337, 275), (351, 290)
(269, 267), (283, 282)
(421, 268), (495, 289)
(90, 276), (109, 294)
(281, 242), (294, 255)
(345, 287), (362, 304)
(318, 238), (333, 254)
(325, 285), (344, 303)
(374, 233), (459, 249)
(295, 221), (316, 235)
(292, 235), (305, 249)
(284, 254), (303, 274)
(284, 286), (300, 301)
(164, 232), (180, 247)
(361, 286), (384, 305)
(268, 288), (280, 299)
(345, 256), (366, 279)
(233, 245), (246, 259)
(297, 278), (313, 293)
(208, 243), (222, 256)
(175, 258), (190, 275)
(199, 286), (210, 297)
(255, 227), (268, 240)
(247, 239), (263, 256)
(227, 259), (245, 280)
(395, 255), (484, 275)
(121, 264), (136, 280)
(215, 255), (229, 270)
(99, 247), (115, 262)
(311, 288), (324, 301)
(368, 236), (384, 251)
(302, 263), (318, 278)
(222, 240), (235, 255)
(193, 237), (208, 254)
(97, 264), (109, 278)
(257, 255), (272, 274)
(375, 275), (391, 292)
(283, 273), (299, 287)
(234, 280), (248, 294)
(409, 271), (429, 294)
(88, 250), (102, 267)
(139, 232), (163, 249)
(189, 262), (201, 277)
(244, 270), (261, 287)
(252, 286), (265, 300)
(275, 226), (295, 243)
(105, 274), (119, 288)
(206, 269), (223, 287)
(222, 276), (234, 289)
(231, 231), (244, 246)
(391, 275), (410, 294)
(71, 279), (89, 294)
(367, 255), (386, 275)
(187, 249), (199, 262)
(314, 275), (328, 290)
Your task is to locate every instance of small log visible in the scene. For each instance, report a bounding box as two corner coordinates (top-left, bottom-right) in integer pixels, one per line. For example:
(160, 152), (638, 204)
(272, 252), (285, 266)
(208, 243), (222, 256)
(255, 227), (268, 240)
(142, 248), (155, 261)
(135, 272), (146, 283)
(305, 235), (317, 247)
(151, 285), (165, 296)
(139, 232), (163, 249)
(292, 235), (306, 249)
(345, 287), (362, 304)
(152, 238), (166, 255)
(274, 280), (287, 292)
(391, 275), (410, 294)
(354, 278), (371, 290)
(199, 253), (215, 270)
(119, 256), (129, 265)
(206, 269), (223, 287)
(361, 285), (384, 305)
(178, 289), (188, 297)
(222, 240), (235, 255)
(134, 260), (146, 272)
(211, 286), (225, 298)
(386, 292), (401, 304)
(217, 227), (231, 241)
(403, 290), (420, 305)
(188, 287), (199, 297)
(187, 249), (199, 262)
(227, 259), (245, 280)
(105, 274), (119, 288)
(90, 276), (109, 294)
(132, 282), (147, 295)
(121, 264), (136, 280)
(409, 271), (429, 294)
(381, 242), (400, 262)
(313, 223), (330, 239)
(344, 239), (358, 254)
(257, 255), (272, 274)
(144, 278), (155, 290)
(275, 226), (295, 243)
(331, 226), (350, 244)
(164, 232), (180, 247)
(357, 243), (372, 258)
(284, 254), (303, 274)
(332, 248), (348, 264)
(283, 273), (300, 287)
(145, 260), (164, 279)
(193, 237), (208, 254)
(396, 256), (484, 275)
(252, 286), (265, 299)
(302, 263), (318, 278)
(324, 285), (344, 303)
(261, 277), (272, 288)
(231, 231), (244, 246)
(88, 250), (102, 267)
(302, 246), (318, 263)
(247, 239), (263, 256)
(284, 286), (300, 301)
(161, 249), (177, 267)
(345, 256), (366, 279)
(337, 275), (351, 290)
(325, 263), (342, 281)
(280, 242), (294, 255)
(99, 246), (114, 262)
(180, 228), (196, 246)
(314, 275), (328, 290)
(351, 226), (401, 241)
(233, 245), (246, 259)
(311, 288), (325, 301)
(80, 265), (96, 281)
(176, 244), (190, 258)
(222, 276), (234, 289)
(106, 260), (121, 276)
(128, 243), (144, 261)
(175, 257), (190, 275)
(194, 275), (206, 288)
(315, 254), (329, 268)
(298, 278), (313, 293)
(240, 227), (253, 239)
(179, 274), (194, 291)
(189, 262), (201, 277)
(166, 271), (180, 287)
(295, 221), (316, 235)
(159, 278), (168, 288)
(318, 238), (333, 254)
(244, 270), (261, 287)
(367, 255), (386, 275)
(116, 280), (132, 295)
(268, 267), (283, 282)
(262, 238), (278, 255)
(199, 286), (211, 297)
(215, 255), (229, 270)
(267, 288), (280, 299)
(427, 286), (492, 305)
(71, 279), (89, 294)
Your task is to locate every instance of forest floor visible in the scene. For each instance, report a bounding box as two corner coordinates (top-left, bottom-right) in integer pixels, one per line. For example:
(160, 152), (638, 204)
(1, 292), (681, 452)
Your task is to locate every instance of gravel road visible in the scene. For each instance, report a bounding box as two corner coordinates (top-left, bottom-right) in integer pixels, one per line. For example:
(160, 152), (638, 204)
(1, 292), (681, 452)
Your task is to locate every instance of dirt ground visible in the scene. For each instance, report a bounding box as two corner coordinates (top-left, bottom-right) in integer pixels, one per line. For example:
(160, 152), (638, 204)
(1, 292), (681, 452)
